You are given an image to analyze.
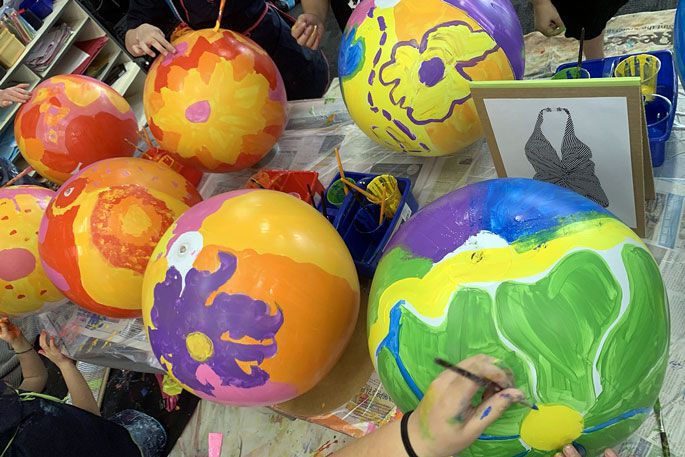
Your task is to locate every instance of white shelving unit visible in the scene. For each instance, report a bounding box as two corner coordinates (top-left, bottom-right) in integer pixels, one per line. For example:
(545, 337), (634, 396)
(0, 0), (146, 138)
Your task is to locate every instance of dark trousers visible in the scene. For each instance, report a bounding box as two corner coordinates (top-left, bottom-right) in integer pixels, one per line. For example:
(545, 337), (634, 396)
(248, 5), (330, 100)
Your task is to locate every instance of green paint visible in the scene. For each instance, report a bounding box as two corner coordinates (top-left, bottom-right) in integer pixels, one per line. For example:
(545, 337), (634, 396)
(373, 244), (669, 456)
(578, 413), (648, 452)
(585, 245), (669, 427)
(419, 388), (437, 441)
(368, 247), (433, 328)
(462, 436), (527, 457)
(496, 250), (622, 411)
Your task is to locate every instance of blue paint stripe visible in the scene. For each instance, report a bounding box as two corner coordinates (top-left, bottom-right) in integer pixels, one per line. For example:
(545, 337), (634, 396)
(478, 434), (521, 441)
(582, 407), (651, 433)
(658, 193), (684, 249)
(376, 302), (423, 400)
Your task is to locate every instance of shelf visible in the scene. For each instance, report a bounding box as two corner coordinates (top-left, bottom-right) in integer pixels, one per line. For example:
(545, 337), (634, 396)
(0, 0), (70, 86)
(38, 17), (90, 77)
(90, 42), (120, 80)
(111, 60), (141, 95)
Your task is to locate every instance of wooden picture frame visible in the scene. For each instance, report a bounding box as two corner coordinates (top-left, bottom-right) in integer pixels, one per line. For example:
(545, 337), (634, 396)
(471, 78), (653, 237)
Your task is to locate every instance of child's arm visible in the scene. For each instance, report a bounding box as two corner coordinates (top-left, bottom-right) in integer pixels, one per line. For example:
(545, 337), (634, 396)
(39, 331), (101, 417)
(332, 355), (523, 457)
(292, 0), (328, 50)
(532, 0), (565, 37)
(0, 318), (48, 392)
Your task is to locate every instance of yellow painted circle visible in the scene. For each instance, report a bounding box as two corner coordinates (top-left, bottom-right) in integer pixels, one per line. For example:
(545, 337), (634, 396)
(186, 332), (214, 362)
(520, 404), (584, 451)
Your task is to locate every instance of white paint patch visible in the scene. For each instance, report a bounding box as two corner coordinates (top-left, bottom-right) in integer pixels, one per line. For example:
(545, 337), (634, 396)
(165, 231), (204, 292)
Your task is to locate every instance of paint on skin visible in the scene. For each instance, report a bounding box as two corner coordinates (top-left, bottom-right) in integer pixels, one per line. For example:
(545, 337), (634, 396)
(480, 406), (492, 420)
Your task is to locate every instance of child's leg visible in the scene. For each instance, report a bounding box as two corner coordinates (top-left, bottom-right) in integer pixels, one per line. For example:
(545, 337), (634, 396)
(584, 31), (605, 60)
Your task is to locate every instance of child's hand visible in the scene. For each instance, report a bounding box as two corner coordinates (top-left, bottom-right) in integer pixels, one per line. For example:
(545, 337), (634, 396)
(292, 13), (324, 50)
(407, 354), (524, 457)
(39, 331), (72, 368)
(0, 317), (22, 345)
(0, 83), (31, 107)
(533, 0), (565, 37)
(556, 445), (631, 457)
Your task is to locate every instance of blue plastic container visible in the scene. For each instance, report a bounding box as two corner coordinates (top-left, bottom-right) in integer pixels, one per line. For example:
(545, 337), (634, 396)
(555, 49), (677, 167)
(320, 171), (418, 277)
(20, 0), (52, 20)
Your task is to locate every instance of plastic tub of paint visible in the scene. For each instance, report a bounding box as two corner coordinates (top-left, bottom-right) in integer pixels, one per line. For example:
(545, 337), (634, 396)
(556, 50), (677, 168)
(645, 94), (672, 167)
(322, 171), (418, 277)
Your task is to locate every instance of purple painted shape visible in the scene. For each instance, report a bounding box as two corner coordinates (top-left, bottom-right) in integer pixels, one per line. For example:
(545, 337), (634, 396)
(379, 21), (500, 125)
(377, 15), (386, 31)
(381, 109), (392, 121)
(149, 251), (285, 396)
(368, 69), (376, 85)
(442, 0), (525, 79)
(393, 119), (417, 140)
(185, 100), (211, 123)
(380, 32), (387, 46)
(371, 106), (379, 113)
(373, 48), (382, 67)
(386, 182), (483, 262)
(419, 57), (445, 87)
(367, 92), (375, 107)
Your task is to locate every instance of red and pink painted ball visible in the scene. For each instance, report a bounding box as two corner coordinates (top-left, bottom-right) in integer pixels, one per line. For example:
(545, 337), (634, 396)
(14, 75), (139, 184)
(0, 186), (66, 316)
(143, 28), (288, 173)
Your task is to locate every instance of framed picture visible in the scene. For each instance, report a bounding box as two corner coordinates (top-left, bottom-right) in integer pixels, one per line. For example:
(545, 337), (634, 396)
(471, 78), (653, 237)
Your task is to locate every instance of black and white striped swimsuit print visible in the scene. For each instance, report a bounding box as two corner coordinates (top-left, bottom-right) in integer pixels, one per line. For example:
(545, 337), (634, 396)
(524, 107), (610, 208)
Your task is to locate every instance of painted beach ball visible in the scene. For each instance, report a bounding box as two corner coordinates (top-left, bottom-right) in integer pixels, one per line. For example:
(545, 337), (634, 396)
(143, 29), (288, 173)
(14, 75), (138, 184)
(369, 178), (668, 455)
(339, 0), (524, 156)
(38, 158), (202, 318)
(0, 186), (66, 316)
(142, 190), (360, 406)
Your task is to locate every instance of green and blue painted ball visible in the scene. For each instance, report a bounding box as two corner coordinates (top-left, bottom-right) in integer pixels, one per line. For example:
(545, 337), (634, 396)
(368, 178), (669, 456)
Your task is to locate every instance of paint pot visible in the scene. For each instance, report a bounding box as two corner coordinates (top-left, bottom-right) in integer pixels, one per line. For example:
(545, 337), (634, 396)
(645, 93), (672, 167)
(352, 203), (385, 234)
(326, 178), (357, 207)
(551, 67), (591, 79)
(614, 54), (662, 99)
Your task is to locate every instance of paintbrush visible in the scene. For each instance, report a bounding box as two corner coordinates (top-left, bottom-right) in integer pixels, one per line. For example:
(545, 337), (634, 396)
(654, 399), (671, 457)
(577, 27), (585, 71)
(435, 358), (538, 410)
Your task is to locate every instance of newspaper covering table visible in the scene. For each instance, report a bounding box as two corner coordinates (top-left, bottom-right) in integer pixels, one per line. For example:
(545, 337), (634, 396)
(39, 9), (685, 452)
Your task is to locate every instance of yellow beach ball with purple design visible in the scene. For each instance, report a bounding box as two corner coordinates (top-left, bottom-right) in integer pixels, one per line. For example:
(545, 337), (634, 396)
(369, 178), (669, 456)
(0, 186), (66, 316)
(339, 0), (524, 156)
(142, 190), (360, 406)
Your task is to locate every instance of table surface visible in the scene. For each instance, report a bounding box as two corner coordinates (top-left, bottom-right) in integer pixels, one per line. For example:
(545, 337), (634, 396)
(36, 8), (685, 457)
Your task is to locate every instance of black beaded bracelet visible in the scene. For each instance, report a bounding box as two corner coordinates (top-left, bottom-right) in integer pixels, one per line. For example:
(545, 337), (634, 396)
(400, 410), (420, 457)
(13, 347), (33, 355)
